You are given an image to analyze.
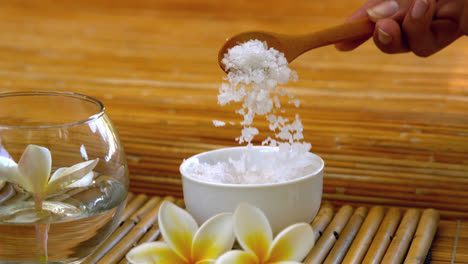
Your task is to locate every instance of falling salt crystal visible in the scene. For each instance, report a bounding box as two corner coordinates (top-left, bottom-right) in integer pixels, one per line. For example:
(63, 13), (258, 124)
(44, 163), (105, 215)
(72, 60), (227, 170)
(289, 99), (300, 107)
(200, 39), (313, 184)
(213, 120), (226, 127)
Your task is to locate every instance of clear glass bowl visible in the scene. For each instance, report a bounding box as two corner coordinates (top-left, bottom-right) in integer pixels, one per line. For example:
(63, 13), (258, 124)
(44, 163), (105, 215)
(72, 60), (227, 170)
(0, 91), (129, 263)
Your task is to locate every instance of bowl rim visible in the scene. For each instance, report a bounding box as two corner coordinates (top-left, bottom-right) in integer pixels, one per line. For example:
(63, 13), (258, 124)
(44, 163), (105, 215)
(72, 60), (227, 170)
(0, 90), (105, 129)
(180, 146), (324, 188)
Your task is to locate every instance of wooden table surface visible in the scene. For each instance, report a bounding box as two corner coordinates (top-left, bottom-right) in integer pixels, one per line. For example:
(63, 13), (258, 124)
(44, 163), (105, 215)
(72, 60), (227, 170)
(0, 0), (467, 262)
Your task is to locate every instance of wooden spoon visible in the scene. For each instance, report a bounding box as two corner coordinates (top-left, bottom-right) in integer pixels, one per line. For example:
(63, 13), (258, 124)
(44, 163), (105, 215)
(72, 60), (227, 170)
(218, 17), (374, 72)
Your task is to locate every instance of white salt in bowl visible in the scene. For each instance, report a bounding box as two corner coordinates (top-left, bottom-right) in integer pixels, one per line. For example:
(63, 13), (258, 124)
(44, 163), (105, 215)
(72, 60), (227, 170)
(180, 146), (324, 234)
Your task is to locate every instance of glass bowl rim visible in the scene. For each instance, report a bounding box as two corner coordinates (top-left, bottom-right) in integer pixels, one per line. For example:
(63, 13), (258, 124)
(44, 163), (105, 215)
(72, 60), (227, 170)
(0, 90), (105, 129)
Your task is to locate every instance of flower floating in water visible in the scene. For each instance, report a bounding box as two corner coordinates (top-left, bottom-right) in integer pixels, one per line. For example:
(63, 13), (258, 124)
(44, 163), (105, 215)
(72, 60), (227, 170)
(216, 203), (315, 264)
(0, 144), (98, 205)
(126, 201), (235, 264)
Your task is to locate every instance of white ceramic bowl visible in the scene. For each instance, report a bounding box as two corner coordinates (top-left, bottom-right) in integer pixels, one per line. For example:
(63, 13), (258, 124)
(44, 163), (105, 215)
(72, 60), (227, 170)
(180, 146), (324, 234)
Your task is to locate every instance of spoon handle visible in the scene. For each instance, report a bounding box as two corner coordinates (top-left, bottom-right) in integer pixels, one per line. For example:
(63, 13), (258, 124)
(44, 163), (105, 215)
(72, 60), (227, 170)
(286, 17), (374, 61)
(312, 17), (375, 46)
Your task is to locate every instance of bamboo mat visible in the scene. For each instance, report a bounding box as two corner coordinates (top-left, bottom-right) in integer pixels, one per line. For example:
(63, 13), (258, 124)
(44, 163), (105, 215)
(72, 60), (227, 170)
(79, 193), (465, 264)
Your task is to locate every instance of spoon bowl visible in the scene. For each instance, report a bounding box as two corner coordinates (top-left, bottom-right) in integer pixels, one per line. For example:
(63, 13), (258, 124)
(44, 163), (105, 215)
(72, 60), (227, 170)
(218, 17), (374, 72)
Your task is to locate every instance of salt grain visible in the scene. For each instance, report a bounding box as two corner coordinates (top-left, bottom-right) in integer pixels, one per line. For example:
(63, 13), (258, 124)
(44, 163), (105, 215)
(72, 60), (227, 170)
(184, 149), (315, 184)
(213, 120), (226, 127)
(197, 39), (313, 184)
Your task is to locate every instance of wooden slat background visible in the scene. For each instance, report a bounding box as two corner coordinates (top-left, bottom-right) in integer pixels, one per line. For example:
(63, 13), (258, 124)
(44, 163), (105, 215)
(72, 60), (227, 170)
(0, 0), (467, 262)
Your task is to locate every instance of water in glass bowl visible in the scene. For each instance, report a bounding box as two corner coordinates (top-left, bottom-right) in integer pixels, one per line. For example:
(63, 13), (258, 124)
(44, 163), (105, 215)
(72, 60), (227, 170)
(0, 177), (127, 263)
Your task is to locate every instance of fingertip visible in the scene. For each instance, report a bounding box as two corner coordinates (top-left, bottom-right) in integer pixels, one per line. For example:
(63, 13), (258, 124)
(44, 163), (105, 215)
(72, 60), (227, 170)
(366, 0), (400, 22)
(376, 28), (392, 45)
(373, 19), (409, 54)
(402, 0), (439, 56)
(403, 0), (436, 27)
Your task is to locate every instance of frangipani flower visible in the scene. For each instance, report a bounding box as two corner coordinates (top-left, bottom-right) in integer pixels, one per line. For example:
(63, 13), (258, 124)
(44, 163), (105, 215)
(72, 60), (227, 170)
(216, 203), (315, 264)
(0, 144), (98, 202)
(127, 201), (235, 264)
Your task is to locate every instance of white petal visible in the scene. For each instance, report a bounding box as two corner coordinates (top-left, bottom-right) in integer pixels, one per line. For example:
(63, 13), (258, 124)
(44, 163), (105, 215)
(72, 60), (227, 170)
(126, 242), (186, 264)
(0, 156), (17, 170)
(50, 159), (98, 181)
(215, 250), (258, 264)
(46, 159), (98, 194)
(17, 145), (51, 194)
(49, 168), (67, 183)
(159, 200), (198, 262)
(67, 171), (94, 188)
(267, 223), (315, 262)
(192, 213), (235, 262)
(233, 203), (272, 261)
(0, 157), (24, 187)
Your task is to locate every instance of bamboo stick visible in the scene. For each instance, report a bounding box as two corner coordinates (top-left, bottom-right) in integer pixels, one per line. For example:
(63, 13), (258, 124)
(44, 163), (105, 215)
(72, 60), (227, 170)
(175, 198), (185, 208)
(304, 205), (354, 264)
(310, 202), (335, 242)
(127, 196), (163, 224)
(126, 192), (135, 203)
(329, 199), (468, 220)
(119, 194), (148, 223)
(381, 209), (421, 264)
(362, 208), (402, 264)
(343, 206), (385, 263)
(124, 195), (169, 248)
(324, 206), (368, 264)
(118, 223), (161, 264)
(323, 193), (468, 213)
(83, 196), (161, 264)
(83, 219), (136, 264)
(135, 224), (161, 245)
(404, 209), (440, 264)
(96, 196), (175, 264)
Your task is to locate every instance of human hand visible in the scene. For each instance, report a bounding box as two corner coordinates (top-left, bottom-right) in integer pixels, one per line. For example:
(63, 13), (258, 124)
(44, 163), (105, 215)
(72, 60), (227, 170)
(336, 0), (468, 56)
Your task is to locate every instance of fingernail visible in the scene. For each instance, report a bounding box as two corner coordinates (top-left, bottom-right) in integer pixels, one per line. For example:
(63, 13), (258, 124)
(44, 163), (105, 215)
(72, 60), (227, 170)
(412, 0), (429, 19)
(378, 28), (392, 45)
(367, 0), (399, 20)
